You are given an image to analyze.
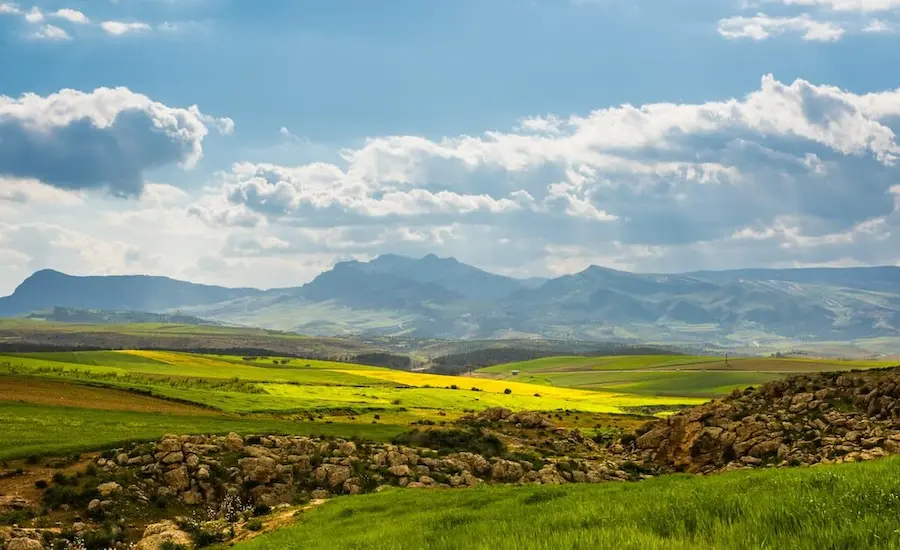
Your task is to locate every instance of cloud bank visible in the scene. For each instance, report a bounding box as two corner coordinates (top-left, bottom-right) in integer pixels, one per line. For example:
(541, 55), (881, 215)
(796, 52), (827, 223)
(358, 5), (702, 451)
(0, 87), (233, 196)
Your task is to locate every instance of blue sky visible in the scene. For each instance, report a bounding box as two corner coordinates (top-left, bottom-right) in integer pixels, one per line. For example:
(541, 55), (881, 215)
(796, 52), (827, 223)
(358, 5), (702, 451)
(2, 0), (900, 293)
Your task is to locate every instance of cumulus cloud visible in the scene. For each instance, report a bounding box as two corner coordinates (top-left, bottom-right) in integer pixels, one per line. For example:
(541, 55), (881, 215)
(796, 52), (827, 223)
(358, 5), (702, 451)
(0, 87), (234, 197)
(188, 74), (900, 276)
(52, 8), (89, 24)
(718, 13), (846, 41)
(29, 23), (68, 40)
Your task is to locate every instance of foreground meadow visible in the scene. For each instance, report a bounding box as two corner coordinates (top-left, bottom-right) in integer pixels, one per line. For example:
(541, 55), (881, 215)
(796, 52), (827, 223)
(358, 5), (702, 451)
(237, 457), (900, 550)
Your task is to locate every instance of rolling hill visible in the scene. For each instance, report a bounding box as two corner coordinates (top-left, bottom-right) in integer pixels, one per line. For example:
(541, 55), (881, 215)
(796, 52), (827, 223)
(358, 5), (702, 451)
(2, 257), (900, 347)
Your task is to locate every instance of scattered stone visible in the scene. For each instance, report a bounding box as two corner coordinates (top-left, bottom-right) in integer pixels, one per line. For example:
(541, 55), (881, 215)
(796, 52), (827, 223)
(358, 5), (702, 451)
(97, 481), (122, 497)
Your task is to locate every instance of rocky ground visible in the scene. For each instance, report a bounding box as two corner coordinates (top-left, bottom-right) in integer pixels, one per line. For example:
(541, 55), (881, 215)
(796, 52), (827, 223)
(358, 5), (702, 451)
(3, 366), (900, 549)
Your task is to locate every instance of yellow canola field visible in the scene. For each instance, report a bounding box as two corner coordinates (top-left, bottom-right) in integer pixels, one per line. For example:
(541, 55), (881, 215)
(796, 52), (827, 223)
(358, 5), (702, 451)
(337, 369), (706, 410)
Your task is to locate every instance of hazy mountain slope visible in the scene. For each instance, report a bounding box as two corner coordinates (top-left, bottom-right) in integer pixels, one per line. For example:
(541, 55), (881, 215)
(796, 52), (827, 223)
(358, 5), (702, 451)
(2, 258), (900, 345)
(0, 270), (262, 317)
(330, 254), (526, 300)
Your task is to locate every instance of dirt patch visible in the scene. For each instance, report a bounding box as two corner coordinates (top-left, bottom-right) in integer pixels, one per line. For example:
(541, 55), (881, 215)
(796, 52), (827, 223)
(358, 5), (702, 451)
(0, 376), (213, 415)
(0, 454), (97, 509)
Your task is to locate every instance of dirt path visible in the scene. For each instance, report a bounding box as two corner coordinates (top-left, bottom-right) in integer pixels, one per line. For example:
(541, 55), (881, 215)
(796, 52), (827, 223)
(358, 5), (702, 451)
(230, 499), (330, 544)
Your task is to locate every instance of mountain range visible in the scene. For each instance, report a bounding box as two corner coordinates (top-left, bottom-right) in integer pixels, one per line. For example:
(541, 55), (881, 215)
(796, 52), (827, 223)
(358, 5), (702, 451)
(2, 254), (900, 348)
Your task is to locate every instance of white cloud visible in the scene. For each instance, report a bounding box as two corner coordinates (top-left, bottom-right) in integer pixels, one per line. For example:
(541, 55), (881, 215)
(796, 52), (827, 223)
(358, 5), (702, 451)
(182, 73), (900, 281)
(22, 5), (41, 22)
(100, 21), (152, 35)
(29, 23), (68, 40)
(0, 3), (21, 15)
(52, 8), (89, 24)
(718, 13), (846, 41)
(0, 87), (233, 196)
(863, 18), (897, 31)
(6, 75), (900, 292)
(776, 0), (900, 13)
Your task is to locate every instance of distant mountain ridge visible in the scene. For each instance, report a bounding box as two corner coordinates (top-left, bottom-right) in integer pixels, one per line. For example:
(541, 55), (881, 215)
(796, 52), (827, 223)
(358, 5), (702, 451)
(2, 257), (900, 347)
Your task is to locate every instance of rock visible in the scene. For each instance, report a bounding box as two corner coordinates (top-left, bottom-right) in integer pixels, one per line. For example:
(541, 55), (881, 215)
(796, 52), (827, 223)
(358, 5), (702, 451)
(116, 453), (130, 466)
(476, 407), (513, 422)
(337, 441), (357, 456)
(240, 457), (278, 484)
(510, 412), (554, 429)
(182, 490), (204, 506)
(490, 460), (525, 482)
(88, 498), (101, 510)
(156, 437), (182, 454)
(97, 481), (123, 497)
(313, 464), (352, 489)
(162, 452), (185, 464)
(162, 466), (190, 492)
(196, 467), (210, 480)
(311, 489), (331, 500)
(250, 483), (295, 506)
(185, 454), (201, 469)
(135, 520), (193, 550)
(537, 466), (566, 485)
(6, 539), (44, 550)
(224, 432), (244, 452)
(387, 464), (411, 477)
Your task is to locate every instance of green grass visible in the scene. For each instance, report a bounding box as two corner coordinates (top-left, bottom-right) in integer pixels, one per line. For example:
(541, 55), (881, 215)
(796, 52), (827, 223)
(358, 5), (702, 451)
(513, 371), (782, 398)
(1, 351), (702, 414)
(477, 355), (720, 374)
(0, 352), (393, 386)
(478, 354), (896, 399)
(237, 457), (900, 550)
(0, 402), (405, 460)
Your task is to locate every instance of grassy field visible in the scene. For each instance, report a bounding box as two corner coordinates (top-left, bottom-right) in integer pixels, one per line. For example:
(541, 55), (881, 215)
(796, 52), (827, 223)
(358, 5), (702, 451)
(0, 351), (703, 414)
(237, 456), (900, 550)
(0, 401), (406, 460)
(477, 354), (898, 398)
(0, 349), (708, 458)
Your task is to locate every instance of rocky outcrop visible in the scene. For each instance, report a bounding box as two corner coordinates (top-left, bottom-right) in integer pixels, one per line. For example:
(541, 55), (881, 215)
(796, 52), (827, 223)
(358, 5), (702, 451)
(617, 367), (900, 474)
(134, 520), (193, 550)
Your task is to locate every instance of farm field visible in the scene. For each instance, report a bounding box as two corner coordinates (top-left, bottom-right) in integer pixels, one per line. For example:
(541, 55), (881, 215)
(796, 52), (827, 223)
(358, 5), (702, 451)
(0, 350), (702, 459)
(477, 355), (897, 398)
(237, 456), (900, 550)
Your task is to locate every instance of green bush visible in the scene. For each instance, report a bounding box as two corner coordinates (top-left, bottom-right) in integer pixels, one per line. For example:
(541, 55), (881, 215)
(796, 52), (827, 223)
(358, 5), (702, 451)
(247, 518), (264, 532)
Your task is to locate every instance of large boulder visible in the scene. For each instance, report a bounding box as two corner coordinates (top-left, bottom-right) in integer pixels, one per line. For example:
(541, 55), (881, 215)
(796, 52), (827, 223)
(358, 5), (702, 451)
(135, 521), (193, 550)
(6, 539), (44, 550)
(490, 460), (525, 482)
(162, 466), (190, 492)
(313, 464), (352, 489)
(240, 457), (278, 484)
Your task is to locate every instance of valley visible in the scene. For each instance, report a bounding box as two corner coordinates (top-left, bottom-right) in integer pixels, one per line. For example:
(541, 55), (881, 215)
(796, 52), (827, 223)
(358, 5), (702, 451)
(2, 334), (899, 549)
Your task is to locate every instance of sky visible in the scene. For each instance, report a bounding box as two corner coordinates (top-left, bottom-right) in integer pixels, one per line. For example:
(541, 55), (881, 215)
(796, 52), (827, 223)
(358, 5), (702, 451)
(2, 0), (900, 294)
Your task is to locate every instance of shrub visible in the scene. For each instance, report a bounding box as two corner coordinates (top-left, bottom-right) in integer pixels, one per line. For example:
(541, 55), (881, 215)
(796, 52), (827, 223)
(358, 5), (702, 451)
(393, 428), (505, 457)
(504, 388), (512, 395)
(35, 479), (48, 489)
(253, 504), (271, 517)
(247, 518), (264, 532)
(161, 542), (189, 550)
